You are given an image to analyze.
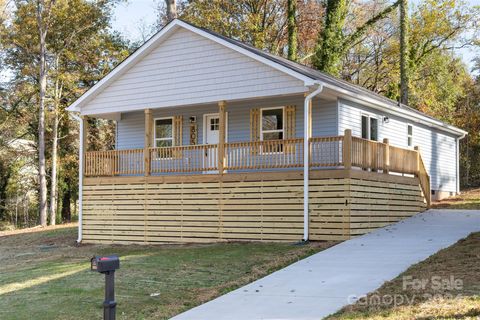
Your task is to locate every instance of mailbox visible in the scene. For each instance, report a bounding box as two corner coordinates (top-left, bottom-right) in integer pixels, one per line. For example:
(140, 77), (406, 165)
(91, 255), (120, 320)
(91, 255), (120, 273)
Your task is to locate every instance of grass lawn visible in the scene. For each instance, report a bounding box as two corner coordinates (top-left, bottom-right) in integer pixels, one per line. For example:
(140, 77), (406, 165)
(0, 225), (335, 320)
(327, 232), (480, 320)
(432, 187), (480, 210)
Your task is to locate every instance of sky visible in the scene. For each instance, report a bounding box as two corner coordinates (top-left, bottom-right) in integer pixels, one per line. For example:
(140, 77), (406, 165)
(112, 0), (479, 73)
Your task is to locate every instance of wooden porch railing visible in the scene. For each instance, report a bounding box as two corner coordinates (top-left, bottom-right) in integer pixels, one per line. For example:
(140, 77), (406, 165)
(84, 149), (144, 176)
(417, 150), (431, 206)
(84, 130), (430, 206)
(225, 138), (304, 170)
(149, 144), (218, 173)
(310, 136), (344, 168)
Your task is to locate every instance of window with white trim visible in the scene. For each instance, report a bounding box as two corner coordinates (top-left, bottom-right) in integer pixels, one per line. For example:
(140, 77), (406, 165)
(154, 118), (173, 148)
(261, 107), (284, 141)
(361, 114), (378, 141)
(407, 124), (413, 147)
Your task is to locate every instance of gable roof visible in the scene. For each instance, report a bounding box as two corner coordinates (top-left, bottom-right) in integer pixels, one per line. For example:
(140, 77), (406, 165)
(67, 19), (466, 137)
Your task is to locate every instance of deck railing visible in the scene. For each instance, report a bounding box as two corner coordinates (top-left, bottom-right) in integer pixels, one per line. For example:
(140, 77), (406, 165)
(84, 149), (144, 176)
(225, 138), (304, 170)
(84, 130), (430, 206)
(149, 144), (219, 173)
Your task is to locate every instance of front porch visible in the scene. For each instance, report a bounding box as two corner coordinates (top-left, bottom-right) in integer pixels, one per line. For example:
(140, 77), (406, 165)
(81, 128), (431, 244)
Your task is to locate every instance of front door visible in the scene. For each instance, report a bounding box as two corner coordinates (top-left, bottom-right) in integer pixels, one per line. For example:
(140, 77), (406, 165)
(204, 114), (220, 172)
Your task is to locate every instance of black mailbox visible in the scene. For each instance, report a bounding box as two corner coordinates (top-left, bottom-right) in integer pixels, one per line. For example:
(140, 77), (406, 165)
(91, 255), (120, 273)
(91, 255), (120, 320)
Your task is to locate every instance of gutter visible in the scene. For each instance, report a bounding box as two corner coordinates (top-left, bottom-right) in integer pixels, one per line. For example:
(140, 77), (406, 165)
(303, 82), (324, 241)
(70, 113), (84, 244)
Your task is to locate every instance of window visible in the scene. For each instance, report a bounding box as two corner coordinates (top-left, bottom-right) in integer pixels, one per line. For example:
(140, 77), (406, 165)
(210, 117), (219, 131)
(261, 107), (284, 153)
(370, 118), (378, 141)
(361, 115), (378, 141)
(362, 115), (369, 139)
(154, 118), (173, 148)
(407, 124), (413, 147)
(261, 107), (284, 141)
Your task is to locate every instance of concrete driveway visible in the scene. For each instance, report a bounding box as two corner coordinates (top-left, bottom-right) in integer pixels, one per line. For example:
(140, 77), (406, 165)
(171, 209), (480, 320)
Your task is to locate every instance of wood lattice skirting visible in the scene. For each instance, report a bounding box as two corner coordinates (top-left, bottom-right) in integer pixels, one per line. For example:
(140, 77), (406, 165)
(82, 170), (427, 244)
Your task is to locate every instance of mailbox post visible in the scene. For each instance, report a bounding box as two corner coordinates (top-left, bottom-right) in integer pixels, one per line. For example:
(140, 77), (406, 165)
(91, 255), (120, 320)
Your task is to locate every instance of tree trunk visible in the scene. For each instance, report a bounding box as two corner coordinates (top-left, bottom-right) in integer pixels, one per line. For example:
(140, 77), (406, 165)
(313, 0), (348, 75)
(37, 0), (49, 227)
(314, 0), (400, 76)
(399, 0), (409, 105)
(49, 63), (62, 226)
(165, 0), (176, 21)
(49, 110), (59, 225)
(287, 0), (298, 61)
(61, 186), (71, 222)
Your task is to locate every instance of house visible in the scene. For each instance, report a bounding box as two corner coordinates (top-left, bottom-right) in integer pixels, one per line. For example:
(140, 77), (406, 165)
(67, 19), (467, 244)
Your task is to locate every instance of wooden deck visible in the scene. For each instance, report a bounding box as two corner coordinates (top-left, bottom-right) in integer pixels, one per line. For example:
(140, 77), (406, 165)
(81, 130), (430, 244)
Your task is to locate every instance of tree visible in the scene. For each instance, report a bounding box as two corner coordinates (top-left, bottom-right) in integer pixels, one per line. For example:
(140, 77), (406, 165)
(313, 0), (401, 76)
(399, 0), (408, 105)
(2, 0), (129, 226)
(36, 0), (55, 227)
(287, 0), (297, 61)
(165, 0), (176, 21)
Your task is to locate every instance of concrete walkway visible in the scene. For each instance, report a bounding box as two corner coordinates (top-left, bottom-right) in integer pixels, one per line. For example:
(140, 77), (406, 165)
(172, 210), (480, 320)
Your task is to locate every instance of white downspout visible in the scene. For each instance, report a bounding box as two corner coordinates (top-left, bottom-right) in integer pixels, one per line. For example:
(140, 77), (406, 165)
(303, 83), (324, 241)
(71, 113), (83, 244)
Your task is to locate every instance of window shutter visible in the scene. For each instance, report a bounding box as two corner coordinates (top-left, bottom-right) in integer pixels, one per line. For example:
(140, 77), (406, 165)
(285, 106), (296, 154)
(173, 115), (183, 158)
(250, 108), (260, 155)
(174, 116), (183, 146)
(285, 106), (296, 139)
(250, 108), (260, 141)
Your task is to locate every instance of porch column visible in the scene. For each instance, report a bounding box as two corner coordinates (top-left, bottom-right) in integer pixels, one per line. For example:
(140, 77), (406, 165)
(144, 109), (153, 176)
(218, 101), (227, 174)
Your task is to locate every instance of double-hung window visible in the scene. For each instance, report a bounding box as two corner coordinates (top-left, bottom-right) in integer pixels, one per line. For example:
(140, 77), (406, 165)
(154, 117), (174, 159)
(261, 107), (284, 153)
(154, 118), (174, 147)
(407, 124), (413, 147)
(361, 114), (378, 141)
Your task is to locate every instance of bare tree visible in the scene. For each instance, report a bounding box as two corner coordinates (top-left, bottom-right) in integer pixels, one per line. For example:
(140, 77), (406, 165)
(165, 0), (176, 22)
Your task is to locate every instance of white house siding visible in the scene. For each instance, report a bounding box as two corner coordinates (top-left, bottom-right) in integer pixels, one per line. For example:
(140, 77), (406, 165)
(338, 99), (458, 193)
(82, 28), (307, 115)
(116, 95), (337, 149)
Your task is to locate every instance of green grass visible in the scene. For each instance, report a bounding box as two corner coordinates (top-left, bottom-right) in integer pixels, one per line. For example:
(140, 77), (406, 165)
(0, 225), (334, 320)
(327, 232), (480, 320)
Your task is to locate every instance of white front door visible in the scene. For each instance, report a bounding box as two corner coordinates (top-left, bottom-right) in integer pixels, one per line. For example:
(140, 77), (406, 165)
(204, 114), (220, 172)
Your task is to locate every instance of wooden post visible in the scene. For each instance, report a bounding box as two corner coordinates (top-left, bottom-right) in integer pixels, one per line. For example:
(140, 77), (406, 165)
(144, 109), (153, 176)
(383, 138), (390, 174)
(343, 129), (352, 170)
(218, 101), (227, 174)
(414, 145), (420, 176)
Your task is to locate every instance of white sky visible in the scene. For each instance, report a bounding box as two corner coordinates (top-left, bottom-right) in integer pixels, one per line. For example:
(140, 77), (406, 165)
(112, 0), (479, 73)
